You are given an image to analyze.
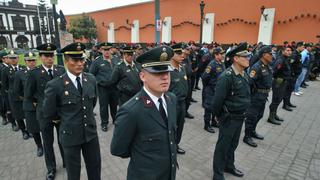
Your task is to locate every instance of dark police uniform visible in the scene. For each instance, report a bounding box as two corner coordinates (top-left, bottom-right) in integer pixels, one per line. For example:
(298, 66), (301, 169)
(24, 43), (65, 180)
(212, 43), (251, 180)
(110, 46), (142, 106)
(201, 48), (225, 133)
(169, 43), (188, 154)
(43, 43), (101, 180)
(244, 46), (273, 147)
(268, 52), (292, 125)
(0, 50), (9, 125)
(111, 46), (177, 180)
(89, 42), (120, 130)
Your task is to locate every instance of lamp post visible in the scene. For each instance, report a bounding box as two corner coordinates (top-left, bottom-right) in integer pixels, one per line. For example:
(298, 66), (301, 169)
(51, 0), (63, 66)
(199, 1), (205, 44)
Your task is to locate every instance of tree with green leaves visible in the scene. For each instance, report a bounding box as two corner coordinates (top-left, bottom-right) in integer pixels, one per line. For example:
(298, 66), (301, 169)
(68, 13), (97, 43)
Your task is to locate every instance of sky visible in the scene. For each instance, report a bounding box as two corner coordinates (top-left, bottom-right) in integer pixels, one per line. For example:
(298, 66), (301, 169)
(15, 0), (152, 15)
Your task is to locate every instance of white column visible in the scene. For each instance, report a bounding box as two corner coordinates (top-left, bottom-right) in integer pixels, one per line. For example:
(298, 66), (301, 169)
(12, 34), (18, 48)
(26, 34), (32, 47)
(202, 13), (215, 43)
(8, 14), (16, 30)
(20, 15), (29, 31)
(0, 13), (8, 30)
(131, 20), (139, 43)
(33, 35), (37, 47)
(257, 8), (276, 45)
(161, 17), (171, 43)
(107, 22), (115, 43)
(29, 15), (35, 31)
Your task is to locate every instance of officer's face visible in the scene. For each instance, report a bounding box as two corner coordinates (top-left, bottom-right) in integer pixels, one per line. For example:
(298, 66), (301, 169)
(124, 53), (133, 64)
(140, 70), (170, 97)
(101, 48), (111, 59)
(282, 48), (292, 57)
(65, 57), (85, 76)
(40, 53), (54, 68)
(262, 53), (273, 63)
(9, 57), (18, 66)
(172, 52), (184, 64)
(297, 46), (305, 52)
(234, 56), (250, 68)
(3, 57), (10, 64)
(25, 59), (36, 69)
(214, 53), (224, 61)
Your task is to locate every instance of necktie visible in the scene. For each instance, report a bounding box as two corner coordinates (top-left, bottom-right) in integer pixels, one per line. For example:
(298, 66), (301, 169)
(14, 67), (18, 71)
(158, 98), (168, 126)
(48, 69), (53, 79)
(76, 76), (82, 94)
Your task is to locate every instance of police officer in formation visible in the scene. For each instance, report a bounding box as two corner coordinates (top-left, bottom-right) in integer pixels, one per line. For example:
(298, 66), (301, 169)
(43, 43), (101, 180)
(243, 46), (273, 147)
(0, 50), (10, 125)
(212, 42), (251, 180)
(89, 42), (120, 131)
(25, 43), (66, 180)
(111, 46), (178, 180)
(14, 51), (43, 156)
(110, 46), (142, 106)
(201, 47), (225, 133)
(169, 43), (188, 155)
(267, 46), (293, 125)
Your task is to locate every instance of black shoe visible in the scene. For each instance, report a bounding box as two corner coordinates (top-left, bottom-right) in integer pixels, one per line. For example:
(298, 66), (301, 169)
(195, 86), (201, 90)
(301, 84), (307, 88)
(185, 112), (194, 119)
(22, 132), (29, 140)
(224, 167), (244, 177)
(211, 120), (219, 128)
(204, 126), (215, 133)
(282, 105), (293, 111)
(190, 98), (197, 103)
(101, 125), (108, 132)
(267, 118), (281, 125)
(46, 170), (56, 180)
(177, 146), (186, 154)
(12, 125), (19, 132)
(275, 114), (284, 122)
(1, 118), (8, 125)
(37, 146), (43, 157)
(252, 131), (264, 140)
(243, 137), (257, 147)
(288, 103), (297, 108)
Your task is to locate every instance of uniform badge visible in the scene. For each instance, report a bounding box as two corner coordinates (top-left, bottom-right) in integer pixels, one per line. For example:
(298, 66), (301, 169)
(141, 96), (154, 107)
(64, 91), (69, 96)
(41, 70), (45, 74)
(216, 67), (222, 72)
(184, 75), (187, 80)
(160, 52), (168, 62)
(65, 81), (69, 85)
(126, 69), (131, 72)
(249, 70), (256, 78)
(84, 78), (87, 82)
(205, 66), (211, 73)
(100, 64), (105, 67)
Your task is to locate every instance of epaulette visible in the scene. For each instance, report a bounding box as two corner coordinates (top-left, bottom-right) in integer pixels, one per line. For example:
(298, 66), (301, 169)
(225, 68), (232, 75)
(117, 61), (123, 66)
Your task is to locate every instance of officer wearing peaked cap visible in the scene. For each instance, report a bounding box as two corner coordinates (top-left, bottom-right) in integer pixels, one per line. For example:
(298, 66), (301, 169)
(43, 42), (101, 180)
(0, 49), (10, 125)
(169, 43), (188, 155)
(24, 43), (65, 180)
(212, 42), (251, 180)
(111, 46), (178, 180)
(89, 42), (120, 131)
(110, 46), (142, 106)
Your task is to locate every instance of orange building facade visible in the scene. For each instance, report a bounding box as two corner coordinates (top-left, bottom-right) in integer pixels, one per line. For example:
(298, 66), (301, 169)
(66, 0), (320, 44)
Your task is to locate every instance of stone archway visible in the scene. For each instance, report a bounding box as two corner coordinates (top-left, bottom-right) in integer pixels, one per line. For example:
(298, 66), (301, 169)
(15, 35), (28, 49)
(0, 36), (7, 49)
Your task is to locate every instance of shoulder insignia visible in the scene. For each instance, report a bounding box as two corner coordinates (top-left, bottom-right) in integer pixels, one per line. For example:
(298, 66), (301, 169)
(65, 81), (69, 85)
(41, 70), (45, 74)
(249, 70), (256, 78)
(205, 66), (211, 73)
(84, 78), (88, 82)
(226, 70), (232, 75)
(59, 75), (63, 78)
(100, 64), (105, 67)
(141, 96), (154, 108)
(216, 67), (222, 72)
(117, 61), (122, 65)
(184, 75), (187, 80)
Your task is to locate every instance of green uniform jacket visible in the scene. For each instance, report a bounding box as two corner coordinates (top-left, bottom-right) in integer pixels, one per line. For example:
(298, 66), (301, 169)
(42, 73), (98, 147)
(89, 56), (119, 87)
(24, 65), (65, 128)
(111, 89), (178, 180)
(169, 66), (188, 101)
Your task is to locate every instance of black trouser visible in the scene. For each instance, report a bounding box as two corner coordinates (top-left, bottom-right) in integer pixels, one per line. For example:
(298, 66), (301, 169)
(195, 71), (202, 88)
(269, 80), (287, 112)
(190, 74), (196, 91)
(283, 77), (296, 106)
(16, 119), (27, 133)
(33, 132), (42, 148)
(42, 121), (65, 172)
(204, 108), (214, 127)
(176, 100), (186, 145)
(245, 93), (268, 137)
(63, 137), (101, 180)
(185, 79), (192, 112)
(98, 86), (118, 126)
(213, 114), (244, 180)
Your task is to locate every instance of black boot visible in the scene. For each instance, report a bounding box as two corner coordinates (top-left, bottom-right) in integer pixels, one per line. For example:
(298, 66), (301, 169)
(243, 136), (257, 147)
(267, 111), (281, 125)
(37, 145), (43, 157)
(252, 131), (264, 140)
(282, 104), (293, 111)
(22, 131), (29, 140)
(204, 125), (215, 133)
(288, 102), (297, 108)
(185, 112), (194, 119)
(275, 114), (284, 122)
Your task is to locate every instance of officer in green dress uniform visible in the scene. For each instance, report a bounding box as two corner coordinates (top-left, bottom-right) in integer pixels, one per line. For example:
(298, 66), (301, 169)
(110, 46), (142, 106)
(111, 45), (177, 180)
(212, 42), (251, 180)
(89, 42), (120, 131)
(1, 50), (27, 134)
(24, 43), (65, 180)
(14, 51), (43, 156)
(43, 42), (101, 180)
(0, 50), (10, 125)
(169, 43), (188, 155)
